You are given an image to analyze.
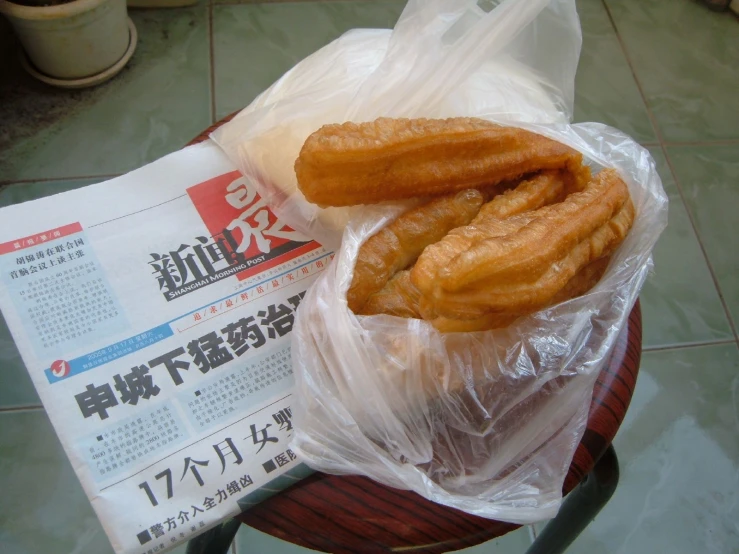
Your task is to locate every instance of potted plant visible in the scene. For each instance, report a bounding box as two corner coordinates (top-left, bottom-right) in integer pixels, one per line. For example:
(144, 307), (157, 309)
(0, 0), (136, 88)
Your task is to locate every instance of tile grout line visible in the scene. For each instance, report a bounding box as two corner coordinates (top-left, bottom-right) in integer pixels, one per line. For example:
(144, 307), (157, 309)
(640, 140), (739, 148)
(600, 1), (662, 147)
(0, 173), (123, 186)
(208, 0), (217, 125)
(659, 150), (739, 342)
(643, 339), (737, 353)
(663, 139), (739, 147)
(601, 0), (739, 344)
(0, 404), (44, 413)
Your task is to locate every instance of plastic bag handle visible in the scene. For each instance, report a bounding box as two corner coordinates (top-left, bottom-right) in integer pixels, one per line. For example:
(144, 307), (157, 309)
(346, 0), (552, 120)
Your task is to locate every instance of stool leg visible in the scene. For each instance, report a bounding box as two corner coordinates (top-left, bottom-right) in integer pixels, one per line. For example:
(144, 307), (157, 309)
(525, 445), (619, 554)
(185, 517), (241, 554)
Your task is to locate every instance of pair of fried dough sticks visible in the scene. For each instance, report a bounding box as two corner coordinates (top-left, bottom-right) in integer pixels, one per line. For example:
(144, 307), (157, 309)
(295, 117), (635, 332)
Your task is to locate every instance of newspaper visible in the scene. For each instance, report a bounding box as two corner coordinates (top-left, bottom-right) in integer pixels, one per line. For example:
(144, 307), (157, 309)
(0, 140), (331, 554)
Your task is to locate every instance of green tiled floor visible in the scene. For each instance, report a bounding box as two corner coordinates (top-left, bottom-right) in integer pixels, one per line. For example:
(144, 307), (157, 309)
(573, 0), (657, 143)
(540, 344), (739, 553)
(1, 0), (738, 553)
(212, 0), (406, 119)
(604, 0), (739, 143)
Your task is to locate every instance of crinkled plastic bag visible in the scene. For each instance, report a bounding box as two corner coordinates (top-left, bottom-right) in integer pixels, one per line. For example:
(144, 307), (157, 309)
(212, 0), (668, 524)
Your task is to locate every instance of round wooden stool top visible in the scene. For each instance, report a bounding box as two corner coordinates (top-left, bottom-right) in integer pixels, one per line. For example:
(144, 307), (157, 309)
(187, 120), (643, 554)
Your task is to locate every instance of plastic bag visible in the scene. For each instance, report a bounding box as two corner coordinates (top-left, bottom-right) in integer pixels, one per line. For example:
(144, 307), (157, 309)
(211, 0), (668, 524)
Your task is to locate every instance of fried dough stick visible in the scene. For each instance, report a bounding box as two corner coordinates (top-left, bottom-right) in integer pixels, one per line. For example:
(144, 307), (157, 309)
(295, 117), (589, 207)
(347, 189), (485, 314)
(360, 170), (584, 325)
(437, 169), (631, 292)
(412, 170), (575, 294)
(420, 171), (635, 319)
(429, 256), (611, 333)
(361, 270), (421, 318)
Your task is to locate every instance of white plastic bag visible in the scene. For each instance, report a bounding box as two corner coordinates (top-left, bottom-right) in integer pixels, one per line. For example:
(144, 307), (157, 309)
(212, 0), (668, 524)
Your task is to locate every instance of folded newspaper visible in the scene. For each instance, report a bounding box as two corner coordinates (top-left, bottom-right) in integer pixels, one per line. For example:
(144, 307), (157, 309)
(0, 140), (330, 554)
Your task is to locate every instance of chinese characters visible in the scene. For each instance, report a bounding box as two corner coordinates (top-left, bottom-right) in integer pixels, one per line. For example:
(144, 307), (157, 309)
(74, 294), (304, 420)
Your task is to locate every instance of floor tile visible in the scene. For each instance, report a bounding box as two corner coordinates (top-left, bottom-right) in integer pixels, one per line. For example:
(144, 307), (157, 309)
(556, 344), (739, 554)
(0, 409), (114, 553)
(638, 148), (732, 348)
(0, 6), (211, 182)
(212, 0), (406, 120)
(0, 178), (100, 208)
(448, 525), (534, 553)
(604, 0), (739, 143)
(0, 312), (40, 408)
(666, 144), (739, 331)
(573, 0), (656, 143)
(235, 525), (320, 554)
(234, 522), (533, 553)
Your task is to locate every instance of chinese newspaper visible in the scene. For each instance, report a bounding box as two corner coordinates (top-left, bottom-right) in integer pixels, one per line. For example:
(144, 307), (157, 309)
(0, 140), (330, 554)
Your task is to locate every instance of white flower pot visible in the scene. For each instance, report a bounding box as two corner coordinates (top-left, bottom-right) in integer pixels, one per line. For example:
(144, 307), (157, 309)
(0, 0), (135, 86)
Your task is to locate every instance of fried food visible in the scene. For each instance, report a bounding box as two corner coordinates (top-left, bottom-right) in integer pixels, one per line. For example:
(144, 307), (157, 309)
(347, 189), (485, 314)
(294, 116), (635, 333)
(412, 170), (575, 296)
(295, 117), (589, 207)
(354, 168), (633, 331)
(429, 312), (521, 333)
(361, 270), (422, 318)
(549, 256), (611, 306)
(418, 170), (634, 320)
(427, 256), (612, 332)
(371, 255), (612, 332)
(437, 169), (630, 292)
(477, 168), (589, 219)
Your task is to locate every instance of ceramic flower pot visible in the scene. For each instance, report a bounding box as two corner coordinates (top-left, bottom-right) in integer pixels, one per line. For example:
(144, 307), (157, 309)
(0, 0), (136, 87)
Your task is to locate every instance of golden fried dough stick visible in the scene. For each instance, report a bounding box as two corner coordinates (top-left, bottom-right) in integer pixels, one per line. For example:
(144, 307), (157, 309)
(360, 270), (422, 318)
(477, 169), (587, 219)
(548, 256), (611, 306)
(426, 197), (635, 319)
(295, 117), (588, 207)
(347, 189), (484, 314)
(429, 312), (521, 333)
(429, 256), (611, 333)
(411, 170), (572, 300)
(413, 213), (538, 319)
(438, 169), (630, 292)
